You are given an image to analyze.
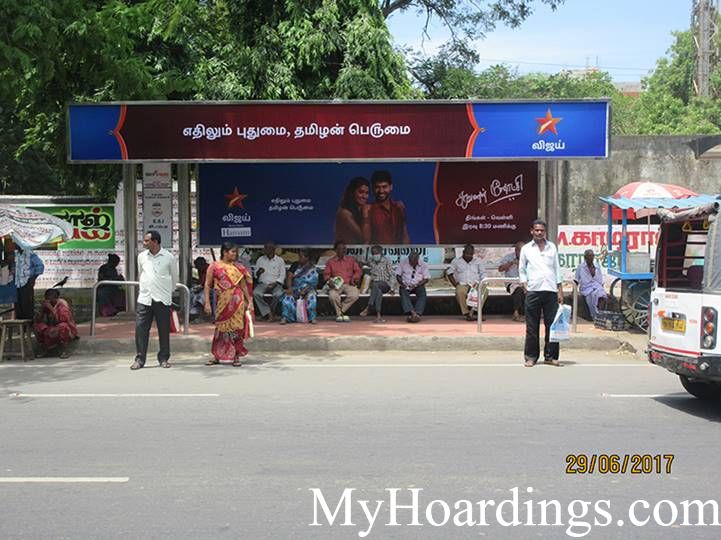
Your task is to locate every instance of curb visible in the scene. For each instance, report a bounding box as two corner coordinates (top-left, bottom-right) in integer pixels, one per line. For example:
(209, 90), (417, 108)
(75, 334), (630, 354)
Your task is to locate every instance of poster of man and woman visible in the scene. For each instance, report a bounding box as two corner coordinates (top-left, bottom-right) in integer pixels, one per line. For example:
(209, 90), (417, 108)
(198, 161), (538, 247)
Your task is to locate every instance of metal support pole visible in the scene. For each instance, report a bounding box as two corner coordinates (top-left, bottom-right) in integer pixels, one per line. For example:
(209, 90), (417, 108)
(177, 164), (191, 286)
(547, 161), (560, 245)
(123, 164), (137, 313)
(91, 280), (190, 336)
(477, 277), (579, 334)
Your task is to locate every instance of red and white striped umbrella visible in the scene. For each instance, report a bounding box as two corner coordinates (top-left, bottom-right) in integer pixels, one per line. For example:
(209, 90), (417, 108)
(604, 182), (698, 220)
(612, 181), (697, 200)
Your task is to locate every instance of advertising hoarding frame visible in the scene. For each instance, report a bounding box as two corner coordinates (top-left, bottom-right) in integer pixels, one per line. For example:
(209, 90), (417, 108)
(66, 98), (611, 164)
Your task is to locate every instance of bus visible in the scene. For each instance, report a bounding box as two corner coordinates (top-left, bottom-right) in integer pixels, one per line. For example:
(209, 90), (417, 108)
(648, 199), (721, 399)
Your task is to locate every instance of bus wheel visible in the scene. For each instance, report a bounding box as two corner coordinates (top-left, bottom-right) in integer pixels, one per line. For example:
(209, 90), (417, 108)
(679, 376), (721, 400)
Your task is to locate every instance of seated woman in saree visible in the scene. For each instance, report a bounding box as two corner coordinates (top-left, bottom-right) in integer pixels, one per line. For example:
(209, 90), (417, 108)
(34, 288), (78, 358)
(280, 248), (319, 324)
(204, 242), (254, 366)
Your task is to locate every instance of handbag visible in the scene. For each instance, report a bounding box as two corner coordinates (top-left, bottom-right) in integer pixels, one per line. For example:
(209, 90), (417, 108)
(244, 309), (255, 339)
(169, 309), (181, 333)
(549, 305), (572, 343)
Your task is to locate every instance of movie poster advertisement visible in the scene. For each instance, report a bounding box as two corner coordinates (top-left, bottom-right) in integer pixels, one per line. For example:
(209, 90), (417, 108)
(198, 162), (538, 246)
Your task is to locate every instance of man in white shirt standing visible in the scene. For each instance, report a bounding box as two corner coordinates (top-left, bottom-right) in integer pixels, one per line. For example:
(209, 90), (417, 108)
(253, 241), (286, 321)
(518, 219), (564, 367)
(447, 244), (487, 321)
(131, 230), (178, 370)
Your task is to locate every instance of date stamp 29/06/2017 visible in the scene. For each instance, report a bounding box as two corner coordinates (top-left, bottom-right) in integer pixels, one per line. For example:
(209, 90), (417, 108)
(565, 454), (674, 475)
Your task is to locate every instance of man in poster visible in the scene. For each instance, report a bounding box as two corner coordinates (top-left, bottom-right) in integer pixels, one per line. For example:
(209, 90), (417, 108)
(366, 170), (410, 245)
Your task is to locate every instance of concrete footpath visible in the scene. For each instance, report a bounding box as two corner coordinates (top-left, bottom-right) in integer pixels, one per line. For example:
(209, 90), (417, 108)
(72, 314), (647, 356)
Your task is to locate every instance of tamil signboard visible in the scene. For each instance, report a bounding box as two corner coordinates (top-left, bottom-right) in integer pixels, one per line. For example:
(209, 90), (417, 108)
(141, 163), (173, 248)
(67, 100), (609, 162)
(198, 161), (538, 246)
(31, 205), (115, 250)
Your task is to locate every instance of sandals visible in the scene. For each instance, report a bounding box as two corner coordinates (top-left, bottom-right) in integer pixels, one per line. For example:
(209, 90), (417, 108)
(372, 318), (386, 324)
(232, 360), (243, 367)
(205, 359), (220, 366)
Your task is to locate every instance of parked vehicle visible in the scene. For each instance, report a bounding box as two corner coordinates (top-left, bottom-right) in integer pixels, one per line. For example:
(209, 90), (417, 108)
(648, 199), (721, 399)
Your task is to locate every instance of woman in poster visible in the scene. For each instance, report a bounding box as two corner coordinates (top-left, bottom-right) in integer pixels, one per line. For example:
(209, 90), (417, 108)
(34, 288), (78, 358)
(334, 176), (370, 244)
(280, 248), (319, 324)
(204, 242), (254, 366)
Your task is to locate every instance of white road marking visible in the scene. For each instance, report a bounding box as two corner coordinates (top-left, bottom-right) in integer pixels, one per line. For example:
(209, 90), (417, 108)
(246, 363), (650, 368)
(602, 393), (684, 398)
(0, 477), (129, 483)
(9, 393), (219, 398)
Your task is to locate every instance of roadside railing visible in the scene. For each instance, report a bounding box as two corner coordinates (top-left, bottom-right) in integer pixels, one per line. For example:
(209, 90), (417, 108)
(477, 278), (579, 334)
(91, 280), (190, 336)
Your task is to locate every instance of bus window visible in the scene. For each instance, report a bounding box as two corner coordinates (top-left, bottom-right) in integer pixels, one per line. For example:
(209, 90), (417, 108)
(657, 219), (708, 291)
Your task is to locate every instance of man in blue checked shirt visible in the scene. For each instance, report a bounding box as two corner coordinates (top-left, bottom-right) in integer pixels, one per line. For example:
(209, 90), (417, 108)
(14, 246), (45, 320)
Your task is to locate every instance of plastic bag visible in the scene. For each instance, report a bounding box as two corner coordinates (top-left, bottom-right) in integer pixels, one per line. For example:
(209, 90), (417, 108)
(169, 309), (181, 333)
(328, 276), (344, 290)
(244, 310), (255, 339)
(466, 284), (479, 308)
(549, 304), (572, 343)
(296, 299), (308, 323)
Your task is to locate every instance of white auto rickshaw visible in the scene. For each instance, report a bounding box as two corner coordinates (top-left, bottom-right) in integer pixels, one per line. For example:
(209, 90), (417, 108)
(648, 198), (721, 399)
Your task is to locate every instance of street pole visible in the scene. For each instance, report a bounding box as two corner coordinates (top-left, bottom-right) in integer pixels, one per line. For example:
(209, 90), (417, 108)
(177, 164), (191, 286)
(123, 164), (137, 313)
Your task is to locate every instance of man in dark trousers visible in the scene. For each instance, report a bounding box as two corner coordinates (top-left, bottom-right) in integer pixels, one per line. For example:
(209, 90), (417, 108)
(518, 219), (564, 367)
(131, 231), (178, 370)
(14, 246), (45, 320)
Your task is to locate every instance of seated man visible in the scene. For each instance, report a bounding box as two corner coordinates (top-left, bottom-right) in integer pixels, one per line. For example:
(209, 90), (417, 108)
(34, 289), (78, 358)
(498, 241), (526, 322)
(97, 253), (125, 317)
(575, 249), (608, 320)
(396, 251), (430, 323)
(447, 244), (487, 321)
(190, 256), (211, 320)
(253, 241), (286, 321)
(359, 244), (395, 324)
(323, 240), (362, 322)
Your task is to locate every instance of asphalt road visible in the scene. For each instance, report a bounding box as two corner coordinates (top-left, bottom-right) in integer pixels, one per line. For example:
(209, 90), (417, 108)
(1, 349), (720, 540)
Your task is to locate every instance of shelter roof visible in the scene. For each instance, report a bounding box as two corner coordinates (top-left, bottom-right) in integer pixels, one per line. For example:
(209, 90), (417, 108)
(598, 195), (720, 211)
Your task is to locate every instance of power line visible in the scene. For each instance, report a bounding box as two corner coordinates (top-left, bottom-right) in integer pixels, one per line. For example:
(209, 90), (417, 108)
(474, 57), (653, 72)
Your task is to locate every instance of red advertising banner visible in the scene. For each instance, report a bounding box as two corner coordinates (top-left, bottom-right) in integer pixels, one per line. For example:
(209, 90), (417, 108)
(434, 162), (538, 244)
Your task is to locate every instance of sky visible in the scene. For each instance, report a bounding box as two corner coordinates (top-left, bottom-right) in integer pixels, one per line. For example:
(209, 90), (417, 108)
(387, 0), (693, 82)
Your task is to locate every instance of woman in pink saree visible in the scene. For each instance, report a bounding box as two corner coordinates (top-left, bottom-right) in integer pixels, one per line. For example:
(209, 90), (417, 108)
(34, 288), (78, 358)
(204, 242), (254, 366)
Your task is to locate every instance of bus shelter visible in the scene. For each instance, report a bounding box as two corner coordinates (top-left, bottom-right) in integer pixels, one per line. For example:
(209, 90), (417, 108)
(67, 100), (610, 312)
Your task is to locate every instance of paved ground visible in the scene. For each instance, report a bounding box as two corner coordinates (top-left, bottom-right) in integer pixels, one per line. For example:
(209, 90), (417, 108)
(78, 314), (641, 354)
(1, 349), (719, 539)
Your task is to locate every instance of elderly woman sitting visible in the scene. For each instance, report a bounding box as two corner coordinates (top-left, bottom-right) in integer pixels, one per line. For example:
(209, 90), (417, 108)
(34, 289), (78, 358)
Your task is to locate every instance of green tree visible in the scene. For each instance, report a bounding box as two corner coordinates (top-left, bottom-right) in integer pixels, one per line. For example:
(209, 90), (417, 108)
(634, 25), (721, 134)
(1, 0), (416, 197)
(381, 0), (564, 49)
